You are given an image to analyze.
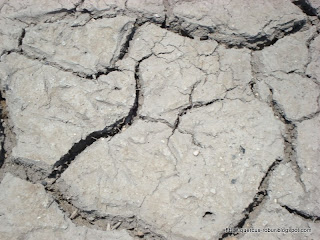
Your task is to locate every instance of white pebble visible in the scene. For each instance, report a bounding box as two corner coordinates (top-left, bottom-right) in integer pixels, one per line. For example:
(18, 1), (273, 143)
(210, 189), (216, 194)
(193, 150), (200, 156)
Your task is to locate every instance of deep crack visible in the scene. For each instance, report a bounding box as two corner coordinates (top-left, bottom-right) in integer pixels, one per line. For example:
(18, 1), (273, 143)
(270, 97), (307, 192)
(0, 3), (319, 239)
(219, 158), (283, 239)
(0, 91), (7, 168)
(62, 4), (309, 51)
(282, 205), (320, 222)
(45, 182), (167, 240)
(0, 159), (166, 239)
(0, 50), (165, 239)
(18, 28), (26, 47)
(118, 20), (138, 61)
(291, 0), (318, 17)
(47, 53), (152, 182)
(162, 15), (306, 50)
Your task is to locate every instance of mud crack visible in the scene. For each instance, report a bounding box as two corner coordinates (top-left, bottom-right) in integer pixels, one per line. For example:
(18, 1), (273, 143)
(269, 93), (307, 192)
(162, 15), (306, 50)
(281, 205), (320, 222)
(218, 158), (282, 239)
(291, 0), (318, 17)
(45, 183), (166, 240)
(0, 91), (7, 168)
(47, 53), (152, 182)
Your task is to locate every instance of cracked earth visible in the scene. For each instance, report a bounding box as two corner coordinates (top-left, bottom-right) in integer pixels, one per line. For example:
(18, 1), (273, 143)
(0, 0), (320, 240)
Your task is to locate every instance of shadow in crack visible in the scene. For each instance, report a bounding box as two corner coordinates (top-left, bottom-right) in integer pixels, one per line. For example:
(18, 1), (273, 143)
(47, 54), (151, 180)
(0, 91), (7, 168)
(219, 158), (283, 239)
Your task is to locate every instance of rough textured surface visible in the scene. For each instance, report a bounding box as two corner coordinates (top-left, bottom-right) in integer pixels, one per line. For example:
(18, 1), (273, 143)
(307, 35), (320, 83)
(22, 16), (135, 76)
(0, 173), (133, 240)
(268, 116), (320, 217)
(170, 0), (305, 35)
(0, 0), (81, 18)
(0, 0), (319, 239)
(60, 108), (283, 239)
(0, 53), (135, 167)
(239, 200), (320, 240)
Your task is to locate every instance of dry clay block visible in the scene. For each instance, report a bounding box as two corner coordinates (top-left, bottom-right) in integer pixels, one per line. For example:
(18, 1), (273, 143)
(0, 173), (133, 240)
(0, 53), (135, 167)
(0, 0), (319, 240)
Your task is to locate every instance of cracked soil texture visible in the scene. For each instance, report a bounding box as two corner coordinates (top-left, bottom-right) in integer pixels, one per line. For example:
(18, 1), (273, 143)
(0, 0), (319, 240)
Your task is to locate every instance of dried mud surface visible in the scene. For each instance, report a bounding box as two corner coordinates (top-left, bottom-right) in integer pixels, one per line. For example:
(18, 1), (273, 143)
(0, 0), (319, 240)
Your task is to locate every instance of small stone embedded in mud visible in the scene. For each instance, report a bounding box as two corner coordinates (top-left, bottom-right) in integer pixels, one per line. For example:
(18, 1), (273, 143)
(193, 150), (200, 156)
(135, 230), (145, 237)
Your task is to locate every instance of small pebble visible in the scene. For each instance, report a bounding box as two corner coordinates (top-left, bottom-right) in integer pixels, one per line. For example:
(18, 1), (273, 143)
(135, 231), (144, 237)
(106, 223), (111, 231)
(210, 188), (216, 194)
(70, 209), (78, 220)
(112, 221), (122, 230)
(193, 150), (200, 156)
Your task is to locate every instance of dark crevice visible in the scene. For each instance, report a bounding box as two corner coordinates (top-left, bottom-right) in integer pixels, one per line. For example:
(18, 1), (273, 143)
(226, 19), (306, 50)
(0, 158), (49, 183)
(1, 6), (318, 240)
(47, 117), (128, 179)
(161, 14), (167, 29)
(258, 159), (283, 189)
(139, 115), (173, 129)
(9, 6), (309, 66)
(296, 110), (320, 122)
(14, 48), (121, 80)
(249, 81), (256, 93)
(0, 159), (166, 239)
(173, 98), (223, 132)
(270, 97), (306, 191)
(291, 0), (318, 16)
(219, 158), (282, 239)
(46, 8), (77, 16)
(282, 205), (320, 222)
(0, 91), (7, 168)
(18, 28), (26, 47)
(0, 50), (165, 239)
(47, 54), (151, 181)
(118, 21), (137, 60)
(10, 3), (309, 52)
(44, 183), (166, 239)
(161, 15), (306, 50)
(163, 16), (212, 40)
(179, 28), (194, 39)
(88, 67), (121, 79)
(79, 9), (92, 15)
(16, 19), (139, 79)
